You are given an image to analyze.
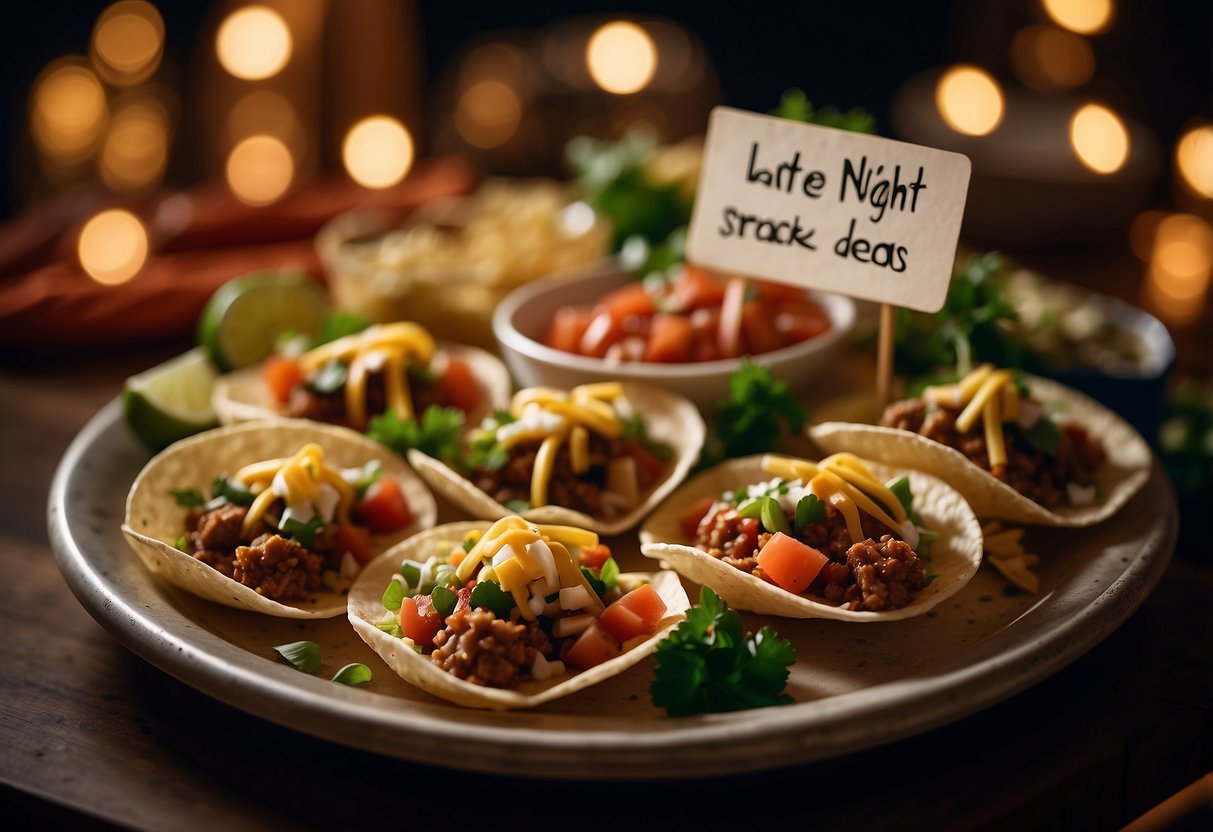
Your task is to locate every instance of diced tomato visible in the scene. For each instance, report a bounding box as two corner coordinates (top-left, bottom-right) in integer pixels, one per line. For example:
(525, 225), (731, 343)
(775, 299), (831, 345)
(437, 357), (479, 414)
(398, 596), (442, 646)
(678, 496), (717, 539)
(818, 561), (851, 585)
(717, 276), (747, 359)
(756, 532), (829, 594)
(578, 310), (626, 358)
(644, 313), (694, 363)
(262, 356), (304, 405)
(740, 300), (786, 356)
(734, 517), (761, 559)
(753, 279), (806, 304)
(564, 620), (622, 669)
(546, 306), (593, 354)
(357, 475), (413, 534)
(578, 543), (612, 570)
(689, 307), (722, 362)
(599, 583), (667, 643)
(623, 440), (666, 485)
(674, 265), (726, 311)
(597, 283), (656, 323)
(452, 585), (472, 614)
(333, 522), (372, 565)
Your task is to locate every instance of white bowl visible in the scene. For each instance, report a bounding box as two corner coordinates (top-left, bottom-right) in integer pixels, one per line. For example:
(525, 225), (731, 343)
(492, 260), (856, 411)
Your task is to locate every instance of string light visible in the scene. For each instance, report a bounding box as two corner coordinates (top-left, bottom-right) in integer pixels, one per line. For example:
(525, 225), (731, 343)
(586, 22), (657, 94)
(216, 6), (292, 80)
(78, 209), (149, 285)
(935, 65), (1004, 136)
(342, 117), (414, 189)
(90, 1), (164, 86)
(456, 80), (522, 149)
(30, 60), (108, 165)
(1070, 103), (1129, 174)
(1175, 125), (1213, 199)
(1040, 0), (1115, 36)
(226, 134), (294, 205)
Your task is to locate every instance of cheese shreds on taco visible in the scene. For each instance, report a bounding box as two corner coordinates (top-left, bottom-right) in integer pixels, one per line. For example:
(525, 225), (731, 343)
(347, 518), (690, 710)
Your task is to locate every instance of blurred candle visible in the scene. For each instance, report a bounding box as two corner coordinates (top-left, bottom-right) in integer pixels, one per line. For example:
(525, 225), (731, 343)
(586, 21), (657, 94)
(1041, 0), (1115, 36)
(1145, 213), (1213, 325)
(216, 5), (293, 80)
(78, 209), (149, 285)
(1070, 103), (1129, 174)
(1175, 125), (1213, 199)
(342, 116), (413, 188)
(31, 59), (108, 166)
(90, 1), (164, 86)
(99, 93), (170, 192)
(935, 65), (1004, 136)
(226, 134), (294, 204)
(456, 79), (522, 149)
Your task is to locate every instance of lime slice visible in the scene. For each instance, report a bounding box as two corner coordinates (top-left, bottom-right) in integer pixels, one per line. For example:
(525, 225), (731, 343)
(123, 347), (220, 451)
(197, 271), (328, 372)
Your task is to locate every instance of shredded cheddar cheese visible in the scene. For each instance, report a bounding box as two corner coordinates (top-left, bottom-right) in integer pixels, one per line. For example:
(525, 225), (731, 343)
(924, 365), (1024, 471)
(981, 520), (1040, 593)
(236, 443), (353, 534)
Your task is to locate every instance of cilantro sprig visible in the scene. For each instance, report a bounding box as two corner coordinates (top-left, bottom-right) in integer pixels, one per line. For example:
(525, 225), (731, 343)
(366, 405), (465, 464)
(700, 360), (810, 468)
(651, 587), (795, 716)
(770, 88), (876, 134)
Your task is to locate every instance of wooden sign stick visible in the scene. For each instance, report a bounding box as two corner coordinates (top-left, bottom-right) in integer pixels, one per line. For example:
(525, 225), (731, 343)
(876, 302), (895, 405)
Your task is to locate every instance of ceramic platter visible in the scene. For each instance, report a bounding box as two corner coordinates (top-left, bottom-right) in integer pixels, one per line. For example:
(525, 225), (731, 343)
(48, 399), (1176, 779)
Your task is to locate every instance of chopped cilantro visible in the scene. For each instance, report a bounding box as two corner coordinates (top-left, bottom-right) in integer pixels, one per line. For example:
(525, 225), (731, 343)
(650, 586), (795, 717)
(273, 640), (322, 674)
(375, 620), (404, 639)
(174, 534), (189, 553)
(171, 487), (205, 508)
(430, 585), (459, 617)
(1020, 417), (1061, 456)
(470, 580), (515, 617)
(770, 88), (876, 134)
(706, 361), (810, 464)
(279, 515), (323, 548)
(210, 476), (254, 507)
(794, 493), (825, 532)
(330, 663), (372, 686)
(581, 567), (607, 601)
(366, 405), (464, 464)
(599, 557), (620, 593)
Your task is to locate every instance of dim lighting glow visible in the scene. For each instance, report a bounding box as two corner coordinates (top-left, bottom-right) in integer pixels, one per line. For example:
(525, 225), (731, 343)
(31, 61), (108, 164)
(1175, 125), (1213, 199)
(1129, 210), (1164, 262)
(342, 116), (414, 189)
(936, 65), (1004, 136)
(1145, 213), (1212, 325)
(91, 1), (164, 85)
(216, 6), (292, 80)
(456, 79), (522, 149)
(1009, 25), (1094, 92)
(78, 209), (149, 285)
(1041, 0), (1115, 36)
(226, 134), (294, 205)
(1070, 103), (1129, 174)
(99, 96), (169, 191)
(586, 22), (657, 94)
(227, 89), (299, 144)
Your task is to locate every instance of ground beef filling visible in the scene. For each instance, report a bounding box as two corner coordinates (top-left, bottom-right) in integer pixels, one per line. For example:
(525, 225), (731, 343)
(431, 608), (554, 687)
(695, 504), (924, 612)
(471, 434), (660, 517)
(880, 398), (1105, 508)
(184, 503), (325, 603)
(286, 369), (447, 427)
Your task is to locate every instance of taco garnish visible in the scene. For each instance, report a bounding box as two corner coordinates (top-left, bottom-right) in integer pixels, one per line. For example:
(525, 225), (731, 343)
(640, 454), (983, 621)
(347, 518), (690, 709)
(406, 381), (705, 535)
(122, 420), (437, 618)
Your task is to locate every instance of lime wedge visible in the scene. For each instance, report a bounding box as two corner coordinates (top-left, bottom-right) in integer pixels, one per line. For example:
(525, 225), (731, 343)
(198, 271), (328, 372)
(123, 347), (220, 451)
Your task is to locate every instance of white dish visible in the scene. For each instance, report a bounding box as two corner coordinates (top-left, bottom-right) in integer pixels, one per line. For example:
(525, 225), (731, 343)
(48, 399), (1175, 778)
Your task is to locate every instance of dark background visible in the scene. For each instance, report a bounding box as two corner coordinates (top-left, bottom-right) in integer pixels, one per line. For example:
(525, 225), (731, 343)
(0, 0), (1209, 220)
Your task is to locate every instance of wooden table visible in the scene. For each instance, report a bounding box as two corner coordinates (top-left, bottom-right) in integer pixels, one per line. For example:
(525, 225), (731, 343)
(2, 336), (1209, 831)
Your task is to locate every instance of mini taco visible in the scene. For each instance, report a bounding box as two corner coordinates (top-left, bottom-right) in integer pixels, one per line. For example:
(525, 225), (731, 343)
(122, 420), (437, 618)
(406, 381), (705, 535)
(347, 517), (690, 709)
(212, 321), (511, 432)
(810, 365), (1151, 526)
(639, 453), (982, 621)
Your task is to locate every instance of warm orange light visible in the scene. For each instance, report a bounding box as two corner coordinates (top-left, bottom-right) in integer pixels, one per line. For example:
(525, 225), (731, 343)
(1009, 25), (1094, 92)
(90, 1), (164, 86)
(1070, 103), (1129, 174)
(78, 209), (149, 285)
(1175, 125), (1213, 199)
(99, 95), (169, 191)
(935, 65), (1004, 136)
(227, 89), (298, 144)
(586, 21), (657, 95)
(1041, 0), (1115, 36)
(226, 135), (294, 205)
(1145, 213), (1213, 325)
(216, 6), (292, 80)
(31, 60), (108, 164)
(456, 79), (522, 149)
(1129, 210), (1164, 262)
(342, 116), (414, 189)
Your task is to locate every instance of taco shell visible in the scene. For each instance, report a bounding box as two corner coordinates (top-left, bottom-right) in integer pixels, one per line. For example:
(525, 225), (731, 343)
(407, 382), (706, 535)
(122, 420), (437, 618)
(639, 455), (983, 621)
(347, 521), (691, 710)
(809, 375), (1150, 527)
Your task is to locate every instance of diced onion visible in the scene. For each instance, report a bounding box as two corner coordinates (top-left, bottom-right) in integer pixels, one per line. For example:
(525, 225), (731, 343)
(559, 585), (592, 611)
(552, 614), (594, 638)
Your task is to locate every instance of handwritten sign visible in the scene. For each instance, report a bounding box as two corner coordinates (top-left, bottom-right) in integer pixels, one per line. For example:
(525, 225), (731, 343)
(686, 106), (971, 313)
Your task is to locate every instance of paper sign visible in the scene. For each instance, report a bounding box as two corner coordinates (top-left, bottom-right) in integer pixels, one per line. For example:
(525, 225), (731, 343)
(686, 106), (971, 313)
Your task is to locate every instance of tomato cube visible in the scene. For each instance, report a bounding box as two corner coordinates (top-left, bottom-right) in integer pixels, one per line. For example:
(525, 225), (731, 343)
(612, 583), (667, 635)
(578, 310), (626, 358)
(674, 264), (726, 311)
(547, 306), (593, 354)
(357, 475), (413, 534)
(756, 532), (829, 594)
(598, 283), (656, 322)
(564, 621), (622, 669)
(333, 522), (372, 566)
(437, 357), (479, 414)
(262, 356), (304, 405)
(644, 313), (694, 363)
(775, 299), (831, 344)
(740, 300), (785, 356)
(399, 596), (443, 645)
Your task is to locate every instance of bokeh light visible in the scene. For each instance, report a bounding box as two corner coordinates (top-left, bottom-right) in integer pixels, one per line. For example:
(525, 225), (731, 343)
(1009, 25), (1095, 92)
(1175, 125), (1213, 199)
(1129, 210), (1164, 262)
(216, 6), (292, 81)
(90, 1), (164, 86)
(227, 89), (300, 145)
(30, 60), (108, 165)
(935, 65), (1004, 136)
(1041, 0), (1115, 36)
(78, 209), (149, 285)
(1145, 213), (1213, 325)
(456, 79), (522, 148)
(226, 134), (294, 205)
(342, 116), (414, 189)
(99, 94), (170, 191)
(586, 21), (657, 94)
(1069, 103), (1129, 174)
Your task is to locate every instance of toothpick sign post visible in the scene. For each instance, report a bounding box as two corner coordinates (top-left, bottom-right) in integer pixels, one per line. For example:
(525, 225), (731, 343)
(686, 106), (971, 403)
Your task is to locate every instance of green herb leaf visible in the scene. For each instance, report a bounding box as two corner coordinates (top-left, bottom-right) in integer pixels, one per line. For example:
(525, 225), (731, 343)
(210, 476), (255, 507)
(470, 580), (515, 617)
(381, 577), (405, 611)
(399, 562), (421, 591)
(366, 405), (465, 464)
(331, 663), (372, 686)
(738, 496), (789, 535)
(430, 585), (458, 618)
(1020, 416), (1062, 456)
(709, 360), (810, 463)
(599, 557), (620, 593)
(375, 620), (403, 639)
(171, 487), (205, 508)
(651, 586), (795, 717)
(308, 360), (348, 395)
(174, 534), (190, 553)
(504, 498), (531, 514)
(771, 88), (876, 134)
(794, 494), (825, 531)
(279, 515), (323, 548)
(581, 567), (607, 600)
(274, 640), (322, 674)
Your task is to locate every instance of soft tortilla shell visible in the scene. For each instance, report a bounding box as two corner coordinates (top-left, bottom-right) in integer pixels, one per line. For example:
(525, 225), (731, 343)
(212, 343), (512, 430)
(639, 455), (983, 621)
(809, 375), (1151, 527)
(122, 420), (437, 618)
(407, 381), (706, 535)
(347, 521), (690, 710)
